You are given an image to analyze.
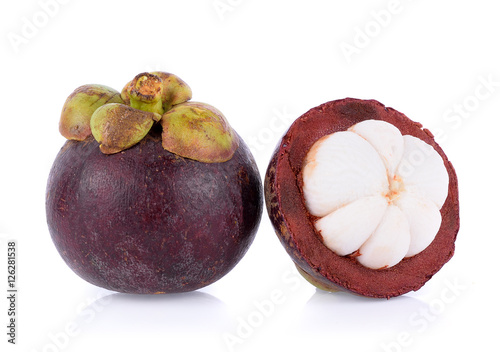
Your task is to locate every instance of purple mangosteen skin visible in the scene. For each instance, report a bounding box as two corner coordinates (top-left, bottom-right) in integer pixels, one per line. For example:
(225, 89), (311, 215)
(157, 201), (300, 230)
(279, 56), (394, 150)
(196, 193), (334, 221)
(46, 128), (263, 293)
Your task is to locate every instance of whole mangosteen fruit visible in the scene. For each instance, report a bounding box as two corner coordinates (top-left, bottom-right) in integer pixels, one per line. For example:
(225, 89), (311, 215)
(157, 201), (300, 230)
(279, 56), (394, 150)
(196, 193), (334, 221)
(265, 98), (459, 298)
(46, 72), (263, 294)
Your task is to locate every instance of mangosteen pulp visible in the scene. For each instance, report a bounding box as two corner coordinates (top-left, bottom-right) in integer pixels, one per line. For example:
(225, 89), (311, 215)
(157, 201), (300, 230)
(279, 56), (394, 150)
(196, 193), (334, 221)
(264, 98), (459, 298)
(46, 72), (263, 294)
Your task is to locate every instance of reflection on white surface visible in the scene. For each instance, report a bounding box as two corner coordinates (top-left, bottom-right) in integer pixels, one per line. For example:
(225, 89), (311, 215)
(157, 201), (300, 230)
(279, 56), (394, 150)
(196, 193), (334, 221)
(74, 290), (231, 335)
(279, 288), (431, 351)
(49, 290), (234, 351)
(300, 288), (427, 332)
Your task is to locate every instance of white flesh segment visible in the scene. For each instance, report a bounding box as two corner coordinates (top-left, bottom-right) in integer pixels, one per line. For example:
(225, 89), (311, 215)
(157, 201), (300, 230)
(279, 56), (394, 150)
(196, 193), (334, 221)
(302, 120), (450, 269)
(316, 195), (388, 256)
(349, 120), (404, 176)
(395, 191), (442, 257)
(302, 132), (388, 217)
(395, 135), (449, 209)
(357, 205), (411, 269)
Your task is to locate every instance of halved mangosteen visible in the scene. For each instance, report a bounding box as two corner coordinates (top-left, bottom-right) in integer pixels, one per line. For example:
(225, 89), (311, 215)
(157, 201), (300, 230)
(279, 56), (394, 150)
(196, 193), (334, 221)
(46, 72), (263, 294)
(264, 98), (459, 298)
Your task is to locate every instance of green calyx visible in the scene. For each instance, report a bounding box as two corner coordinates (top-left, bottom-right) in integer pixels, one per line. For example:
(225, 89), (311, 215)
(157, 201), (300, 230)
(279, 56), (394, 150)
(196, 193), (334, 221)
(150, 71), (193, 111)
(120, 71), (192, 113)
(295, 264), (340, 293)
(59, 84), (124, 141)
(58, 71), (237, 162)
(161, 102), (239, 163)
(90, 103), (160, 154)
(125, 72), (164, 115)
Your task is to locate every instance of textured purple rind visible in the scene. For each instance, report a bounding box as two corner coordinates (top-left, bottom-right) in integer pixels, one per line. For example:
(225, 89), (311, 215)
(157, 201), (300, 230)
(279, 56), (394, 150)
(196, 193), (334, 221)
(46, 129), (263, 294)
(264, 98), (460, 299)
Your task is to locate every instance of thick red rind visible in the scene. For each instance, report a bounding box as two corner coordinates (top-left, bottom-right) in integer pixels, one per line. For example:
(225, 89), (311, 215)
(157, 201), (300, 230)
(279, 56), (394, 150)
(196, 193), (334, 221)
(264, 98), (459, 298)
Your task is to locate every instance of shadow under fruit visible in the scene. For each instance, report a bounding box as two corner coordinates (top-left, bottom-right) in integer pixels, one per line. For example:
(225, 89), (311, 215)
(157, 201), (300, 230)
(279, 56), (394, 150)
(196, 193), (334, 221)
(46, 72), (263, 294)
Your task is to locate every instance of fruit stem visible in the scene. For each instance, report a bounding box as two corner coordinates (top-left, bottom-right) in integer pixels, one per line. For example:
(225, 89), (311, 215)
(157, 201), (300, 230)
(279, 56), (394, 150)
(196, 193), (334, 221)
(127, 73), (164, 115)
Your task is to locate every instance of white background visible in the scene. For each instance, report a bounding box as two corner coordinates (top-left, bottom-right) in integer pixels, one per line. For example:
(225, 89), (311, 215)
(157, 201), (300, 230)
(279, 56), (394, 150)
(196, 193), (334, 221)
(1, 0), (499, 351)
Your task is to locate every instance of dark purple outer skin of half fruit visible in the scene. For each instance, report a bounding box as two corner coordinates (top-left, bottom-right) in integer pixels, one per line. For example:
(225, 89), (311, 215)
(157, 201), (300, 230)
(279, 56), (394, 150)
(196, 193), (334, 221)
(46, 127), (263, 294)
(264, 98), (460, 299)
